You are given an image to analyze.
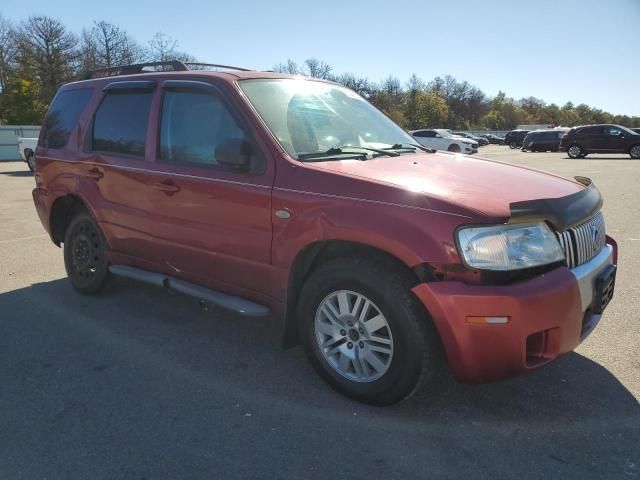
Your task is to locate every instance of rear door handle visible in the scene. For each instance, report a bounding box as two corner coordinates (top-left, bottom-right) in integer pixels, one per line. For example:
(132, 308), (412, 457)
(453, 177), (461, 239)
(153, 180), (181, 195)
(87, 166), (104, 180)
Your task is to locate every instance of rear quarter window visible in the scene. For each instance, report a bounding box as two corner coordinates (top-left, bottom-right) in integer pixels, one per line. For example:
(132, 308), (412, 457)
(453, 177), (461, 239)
(92, 91), (153, 157)
(41, 88), (93, 149)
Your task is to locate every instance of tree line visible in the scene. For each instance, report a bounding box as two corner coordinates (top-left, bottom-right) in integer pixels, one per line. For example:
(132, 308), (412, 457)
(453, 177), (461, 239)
(1, 14), (638, 130)
(0, 14), (193, 124)
(273, 59), (640, 130)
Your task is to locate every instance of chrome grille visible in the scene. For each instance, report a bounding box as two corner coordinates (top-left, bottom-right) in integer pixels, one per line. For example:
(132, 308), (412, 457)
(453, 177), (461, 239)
(556, 211), (606, 269)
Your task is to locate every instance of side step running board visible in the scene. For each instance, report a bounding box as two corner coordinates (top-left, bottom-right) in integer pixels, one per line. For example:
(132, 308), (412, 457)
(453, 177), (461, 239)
(109, 265), (270, 317)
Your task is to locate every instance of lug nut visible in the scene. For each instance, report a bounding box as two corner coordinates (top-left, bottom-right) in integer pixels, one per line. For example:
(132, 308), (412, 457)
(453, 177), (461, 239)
(359, 341), (364, 348)
(340, 329), (346, 336)
(347, 342), (353, 349)
(347, 321), (353, 327)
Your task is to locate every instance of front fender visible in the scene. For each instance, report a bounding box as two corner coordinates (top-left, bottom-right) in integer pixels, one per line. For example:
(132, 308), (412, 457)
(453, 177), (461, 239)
(272, 189), (466, 272)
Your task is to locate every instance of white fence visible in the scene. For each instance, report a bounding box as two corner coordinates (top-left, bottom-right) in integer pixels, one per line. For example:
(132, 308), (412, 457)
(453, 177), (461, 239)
(0, 126), (41, 160)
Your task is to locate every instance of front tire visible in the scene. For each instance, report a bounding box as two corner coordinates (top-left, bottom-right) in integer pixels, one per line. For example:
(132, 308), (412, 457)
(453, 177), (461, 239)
(567, 144), (583, 158)
(298, 257), (443, 405)
(63, 211), (110, 294)
(630, 145), (640, 159)
(447, 144), (461, 153)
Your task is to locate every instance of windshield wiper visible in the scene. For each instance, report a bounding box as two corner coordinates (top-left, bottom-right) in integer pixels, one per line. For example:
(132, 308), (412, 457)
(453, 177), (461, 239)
(385, 143), (436, 153)
(297, 145), (400, 161)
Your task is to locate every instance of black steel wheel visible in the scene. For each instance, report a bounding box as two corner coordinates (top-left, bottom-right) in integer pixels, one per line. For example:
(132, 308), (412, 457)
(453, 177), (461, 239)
(63, 211), (110, 294)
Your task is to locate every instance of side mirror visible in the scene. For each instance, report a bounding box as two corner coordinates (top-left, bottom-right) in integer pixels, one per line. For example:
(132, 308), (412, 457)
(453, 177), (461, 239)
(215, 138), (253, 171)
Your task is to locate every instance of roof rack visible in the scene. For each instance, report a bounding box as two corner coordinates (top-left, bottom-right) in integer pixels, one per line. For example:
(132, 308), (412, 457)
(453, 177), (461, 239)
(84, 60), (251, 80)
(183, 62), (251, 72)
(84, 61), (188, 79)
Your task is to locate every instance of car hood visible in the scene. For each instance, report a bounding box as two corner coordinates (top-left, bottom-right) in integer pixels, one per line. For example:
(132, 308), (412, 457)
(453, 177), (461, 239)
(309, 151), (584, 220)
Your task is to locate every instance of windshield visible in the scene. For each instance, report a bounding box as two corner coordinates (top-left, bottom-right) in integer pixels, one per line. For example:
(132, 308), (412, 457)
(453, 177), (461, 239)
(619, 125), (640, 135)
(238, 78), (417, 158)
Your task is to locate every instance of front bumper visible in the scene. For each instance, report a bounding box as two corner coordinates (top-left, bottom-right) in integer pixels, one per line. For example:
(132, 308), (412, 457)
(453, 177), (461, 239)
(412, 242), (616, 383)
(464, 147), (478, 154)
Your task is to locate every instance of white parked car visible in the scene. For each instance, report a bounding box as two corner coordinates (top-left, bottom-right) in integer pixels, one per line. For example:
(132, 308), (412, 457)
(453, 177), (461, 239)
(17, 137), (38, 172)
(410, 129), (478, 154)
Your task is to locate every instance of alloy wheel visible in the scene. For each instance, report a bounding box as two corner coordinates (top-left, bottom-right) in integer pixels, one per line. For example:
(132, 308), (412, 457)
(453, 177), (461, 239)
(568, 145), (582, 158)
(314, 290), (394, 383)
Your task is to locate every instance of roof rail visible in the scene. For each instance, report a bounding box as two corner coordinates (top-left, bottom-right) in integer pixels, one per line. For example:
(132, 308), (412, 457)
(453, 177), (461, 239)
(84, 60), (188, 80)
(183, 62), (251, 72)
(83, 61), (253, 80)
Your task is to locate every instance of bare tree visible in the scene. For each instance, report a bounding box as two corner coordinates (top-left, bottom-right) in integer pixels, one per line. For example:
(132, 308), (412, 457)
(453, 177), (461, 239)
(80, 21), (142, 71)
(18, 16), (78, 102)
(335, 72), (375, 99)
(146, 32), (195, 64)
(272, 57), (333, 79)
(301, 57), (332, 79)
(273, 59), (300, 74)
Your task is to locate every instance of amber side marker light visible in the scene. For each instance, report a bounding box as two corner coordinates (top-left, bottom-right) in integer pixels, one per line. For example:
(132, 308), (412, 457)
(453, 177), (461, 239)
(466, 316), (510, 325)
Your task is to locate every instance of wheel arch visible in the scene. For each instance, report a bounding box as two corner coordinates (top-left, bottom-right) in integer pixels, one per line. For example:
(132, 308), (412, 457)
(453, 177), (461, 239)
(49, 194), (92, 245)
(281, 239), (436, 348)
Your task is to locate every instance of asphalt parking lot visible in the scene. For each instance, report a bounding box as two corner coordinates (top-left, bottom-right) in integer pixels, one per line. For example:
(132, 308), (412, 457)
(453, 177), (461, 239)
(1, 146), (638, 479)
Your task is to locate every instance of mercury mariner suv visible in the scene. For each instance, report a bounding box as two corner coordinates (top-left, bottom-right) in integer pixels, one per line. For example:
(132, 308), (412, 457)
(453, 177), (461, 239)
(32, 61), (618, 405)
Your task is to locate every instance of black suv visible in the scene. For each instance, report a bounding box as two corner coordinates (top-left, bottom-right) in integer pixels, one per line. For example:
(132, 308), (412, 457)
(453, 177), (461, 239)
(521, 130), (566, 152)
(504, 130), (530, 149)
(560, 124), (640, 159)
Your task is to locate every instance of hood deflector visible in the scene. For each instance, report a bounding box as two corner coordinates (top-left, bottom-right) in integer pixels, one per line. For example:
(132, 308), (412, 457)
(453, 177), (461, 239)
(509, 176), (602, 231)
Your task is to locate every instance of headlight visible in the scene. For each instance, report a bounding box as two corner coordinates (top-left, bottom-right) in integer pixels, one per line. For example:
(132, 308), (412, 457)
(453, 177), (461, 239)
(456, 222), (565, 270)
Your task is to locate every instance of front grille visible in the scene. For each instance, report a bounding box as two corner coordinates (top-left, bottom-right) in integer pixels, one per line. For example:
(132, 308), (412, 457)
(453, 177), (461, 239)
(471, 143), (478, 149)
(556, 211), (606, 269)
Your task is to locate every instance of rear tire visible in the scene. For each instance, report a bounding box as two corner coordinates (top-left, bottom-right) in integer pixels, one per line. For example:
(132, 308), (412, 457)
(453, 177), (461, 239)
(26, 152), (35, 172)
(63, 211), (110, 294)
(298, 257), (444, 406)
(567, 144), (583, 158)
(630, 145), (640, 159)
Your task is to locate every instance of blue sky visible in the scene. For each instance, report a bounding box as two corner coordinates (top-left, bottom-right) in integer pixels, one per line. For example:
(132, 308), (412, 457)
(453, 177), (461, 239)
(3, 0), (640, 115)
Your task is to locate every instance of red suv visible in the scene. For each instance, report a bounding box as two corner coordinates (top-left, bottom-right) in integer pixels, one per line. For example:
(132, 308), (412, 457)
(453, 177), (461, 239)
(32, 61), (618, 405)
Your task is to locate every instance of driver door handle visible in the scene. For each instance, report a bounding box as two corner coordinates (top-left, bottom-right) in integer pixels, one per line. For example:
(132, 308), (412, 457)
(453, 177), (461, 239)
(153, 179), (181, 195)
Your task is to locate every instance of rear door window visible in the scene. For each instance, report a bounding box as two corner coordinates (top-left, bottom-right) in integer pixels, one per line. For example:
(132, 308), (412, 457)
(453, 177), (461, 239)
(41, 88), (93, 148)
(92, 91), (153, 157)
(580, 126), (604, 135)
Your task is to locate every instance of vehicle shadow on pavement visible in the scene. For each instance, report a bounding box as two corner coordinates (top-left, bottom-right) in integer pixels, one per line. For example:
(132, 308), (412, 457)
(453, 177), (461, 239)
(0, 170), (33, 177)
(3, 277), (638, 419)
(2, 277), (639, 478)
(562, 156), (638, 161)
